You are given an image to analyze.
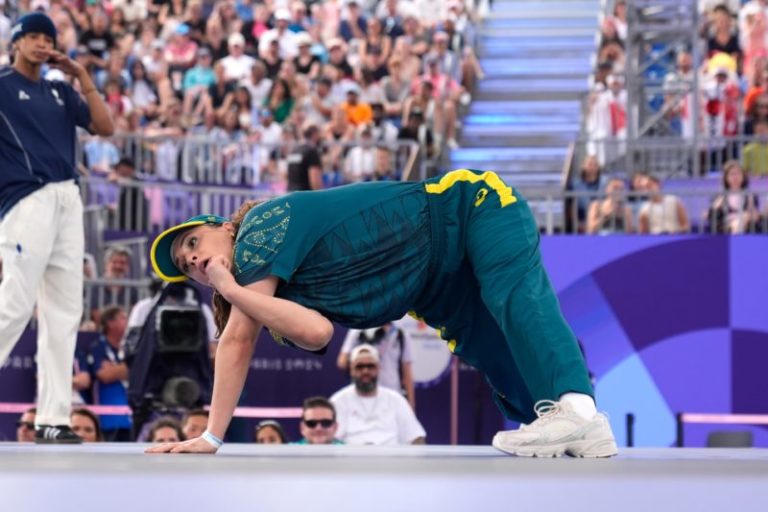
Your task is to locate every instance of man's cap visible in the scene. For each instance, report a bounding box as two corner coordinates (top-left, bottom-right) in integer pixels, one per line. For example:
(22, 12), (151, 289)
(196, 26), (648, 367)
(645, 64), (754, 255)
(150, 214), (229, 282)
(350, 343), (380, 364)
(228, 32), (245, 47)
(274, 8), (291, 21)
(11, 12), (57, 44)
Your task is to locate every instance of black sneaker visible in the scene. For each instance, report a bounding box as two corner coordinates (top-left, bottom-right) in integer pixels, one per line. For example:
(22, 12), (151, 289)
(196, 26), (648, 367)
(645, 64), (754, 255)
(34, 425), (83, 444)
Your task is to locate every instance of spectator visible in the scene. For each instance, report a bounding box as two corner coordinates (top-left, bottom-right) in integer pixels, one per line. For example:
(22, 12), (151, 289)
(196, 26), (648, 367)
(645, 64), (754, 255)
(205, 61), (237, 112)
(295, 396), (343, 445)
(398, 108), (436, 160)
(259, 8), (298, 60)
(129, 59), (159, 120)
(327, 37), (355, 80)
(587, 73), (627, 167)
(374, 145), (397, 180)
(90, 246), (138, 324)
(324, 106), (356, 171)
(360, 17), (392, 66)
(165, 24), (199, 93)
(78, 9), (114, 70)
(340, 82), (373, 127)
(420, 55), (460, 148)
(707, 5), (740, 65)
(337, 323), (416, 409)
(252, 108), (284, 171)
(339, 0), (367, 42)
(344, 125), (377, 182)
(87, 306), (132, 441)
(182, 47), (216, 99)
(72, 345), (92, 404)
(739, 1), (768, 80)
(16, 407), (36, 443)
(84, 134), (120, 174)
(370, 102), (399, 147)
(261, 38), (285, 80)
(255, 420), (288, 443)
(221, 32), (256, 82)
(148, 416), (185, 443)
(743, 120), (768, 176)
(243, 60), (274, 111)
(218, 85), (257, 132)
(638, 176), (690, 234)
(300, 76), (335, 126)
(743, 93), (768, 135)
(708, 160), (762, 233)
(377, 0), (405, 39)
(71, 408), (104, 442)
(110, 157), (149, 232)
(331, 344), (426, 445)
(287, 124), (324, 190)
(181, 409), (209, 440)
(263, 78), (295, 123)
(294, 32), (321, 80)
(586, 178), (634, 234)
(380, 57), (410, 118)
(566, 155), (607, 233)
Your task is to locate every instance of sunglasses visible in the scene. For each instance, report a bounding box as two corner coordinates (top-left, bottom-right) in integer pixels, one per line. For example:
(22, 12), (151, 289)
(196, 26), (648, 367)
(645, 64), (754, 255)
(303, 419), (334, 429)
(16, 421), (34, 429)
(353, 363), (377, 371)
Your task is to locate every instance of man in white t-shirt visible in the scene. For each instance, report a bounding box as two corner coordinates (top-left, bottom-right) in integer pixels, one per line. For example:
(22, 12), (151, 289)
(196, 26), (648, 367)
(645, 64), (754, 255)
(337, 322), (415, 408)
(330, 344), (425, 445)
(220, 33), (257, 82)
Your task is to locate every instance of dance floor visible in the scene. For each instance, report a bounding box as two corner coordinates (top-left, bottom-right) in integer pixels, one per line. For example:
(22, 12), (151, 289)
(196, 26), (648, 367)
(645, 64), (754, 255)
(1, 444), (767, 511)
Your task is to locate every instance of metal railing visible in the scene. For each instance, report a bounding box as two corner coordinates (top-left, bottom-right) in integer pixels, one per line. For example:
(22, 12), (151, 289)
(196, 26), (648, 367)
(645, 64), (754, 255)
(82, 278), (153, 325)
(78, 134), (421, 186)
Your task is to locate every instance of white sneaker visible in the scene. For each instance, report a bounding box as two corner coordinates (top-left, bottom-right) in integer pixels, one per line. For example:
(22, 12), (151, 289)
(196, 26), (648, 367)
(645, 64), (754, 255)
(446, 137), (459, 149)
(492, 400), (618, 458)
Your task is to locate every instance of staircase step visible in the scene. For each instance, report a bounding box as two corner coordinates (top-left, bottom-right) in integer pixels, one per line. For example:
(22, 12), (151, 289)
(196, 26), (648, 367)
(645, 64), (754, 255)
(468, 100), (581, 115)
(480, 58), (593, 76)
(480, 26), (596, 37)
(464, 113), (581, 126)
(483, 18), (597, 29)
(450, 160), (566, 173)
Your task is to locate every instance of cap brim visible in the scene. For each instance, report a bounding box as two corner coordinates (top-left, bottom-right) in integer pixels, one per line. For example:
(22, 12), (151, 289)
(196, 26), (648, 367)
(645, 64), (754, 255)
(150, 221), (207, 282)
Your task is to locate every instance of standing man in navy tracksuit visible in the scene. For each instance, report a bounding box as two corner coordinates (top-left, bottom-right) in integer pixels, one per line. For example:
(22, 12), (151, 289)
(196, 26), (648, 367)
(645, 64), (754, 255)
(0, 13), (114, 443)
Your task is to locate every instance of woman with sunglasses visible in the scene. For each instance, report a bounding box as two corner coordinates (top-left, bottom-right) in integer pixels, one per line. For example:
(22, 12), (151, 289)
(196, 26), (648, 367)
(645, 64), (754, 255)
(146, 169), (618, 457)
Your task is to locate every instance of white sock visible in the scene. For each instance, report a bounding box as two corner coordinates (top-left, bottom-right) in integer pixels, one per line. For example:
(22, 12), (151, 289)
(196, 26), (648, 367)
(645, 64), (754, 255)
(559, 393), (597, 420)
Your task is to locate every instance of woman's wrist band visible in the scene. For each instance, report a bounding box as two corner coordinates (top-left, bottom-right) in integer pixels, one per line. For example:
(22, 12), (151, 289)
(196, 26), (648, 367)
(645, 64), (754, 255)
(201, 430), (223, 449)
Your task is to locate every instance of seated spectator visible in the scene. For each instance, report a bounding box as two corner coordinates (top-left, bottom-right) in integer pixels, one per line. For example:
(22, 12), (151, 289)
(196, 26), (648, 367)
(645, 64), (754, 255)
(398, 108), (436, 160)
(586, 178), (634, 234)
(340, 82), (373, 127)
(148, 417), (185, 443)
(72, 346), (92, 404)
(255, 420), (288, 444)
(84, 135), (120, 175)
(360, 17), (392, 66)
(381, 57), (410, 118)
(374, 146), (398, 180)
(294, 31), (321, 80)
(182, 47), (216, 104)
(71, 408), (104, 442)
(204, 62), (237, 113)
(337, 323), (415, 408)
(165, 23), (199, 93)
(181, 409), (209, 440)
(707, 5), (740, 65)
(264, 78), (295, 123)
(707, 160), (762, 233)
(218, 85), (257, 132)
(743, 120), (768, 176)
(324, 106), (356, 171)
(743, 93), (768, 136)
(370, 102), (399, 147)
(566, 155), (607, 233)
(261, 38), (285, 80)
(300, 76), (335, 126)
(221, 33), (256, 82)
(330, 344), (426, 445)
(16, 407), (36, 443)
(87, 306), (132, 441)
(295, 396), (344, 445)
(252, 108), (284, 171)
(402, 80), (443, 144)
(78, 9), (114, 71)
(344, 125), (377, 182)
(258, 8), (298, 60)
(90, 246), (138, 324)
(377, 0), (405, 39)
(339, 0), (367, 42)
(327, 37), (355, 80)
(638, 176), (690, 234)
(287, 124), (324, 191)
(244, 61), (274, 111)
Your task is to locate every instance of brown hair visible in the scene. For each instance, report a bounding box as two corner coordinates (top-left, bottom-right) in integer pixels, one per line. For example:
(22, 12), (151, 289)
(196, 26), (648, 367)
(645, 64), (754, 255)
(212, 200), (262, 337)
(71, 407), (104, 442)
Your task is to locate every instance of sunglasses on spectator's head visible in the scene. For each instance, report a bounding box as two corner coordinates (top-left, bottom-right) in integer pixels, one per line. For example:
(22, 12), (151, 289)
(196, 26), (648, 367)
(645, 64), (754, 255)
(16, 421), (34, 429)
(353, 363), (377, 371)
(303, 419), (334, 428)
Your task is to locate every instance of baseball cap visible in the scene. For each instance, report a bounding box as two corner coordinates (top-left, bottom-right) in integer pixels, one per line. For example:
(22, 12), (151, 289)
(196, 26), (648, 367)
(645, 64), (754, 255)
(350, 343), (380, 365)
(274, 8), (291, 21)
(175, 23), (190, 36)
(228, 32), (245, 47)
(150, 214), (229, 282)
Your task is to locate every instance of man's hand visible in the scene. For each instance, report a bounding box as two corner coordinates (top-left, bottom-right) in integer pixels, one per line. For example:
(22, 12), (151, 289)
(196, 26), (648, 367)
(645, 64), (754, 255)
(46, 50), (87, 78)
(145, 436), (218, 454)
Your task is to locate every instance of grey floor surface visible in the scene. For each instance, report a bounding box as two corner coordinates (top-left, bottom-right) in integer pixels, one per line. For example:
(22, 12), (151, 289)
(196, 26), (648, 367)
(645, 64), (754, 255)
(1, 444), (767, 511)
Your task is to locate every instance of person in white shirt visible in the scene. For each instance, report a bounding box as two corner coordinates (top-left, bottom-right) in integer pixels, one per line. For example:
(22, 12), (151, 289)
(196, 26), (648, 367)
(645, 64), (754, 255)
(221, 33), (257, 82)
(331, 344), (425, 445)
(259, 8), (298, 60)
(337, 322), (415, 408)
(638, 175), (690, 234)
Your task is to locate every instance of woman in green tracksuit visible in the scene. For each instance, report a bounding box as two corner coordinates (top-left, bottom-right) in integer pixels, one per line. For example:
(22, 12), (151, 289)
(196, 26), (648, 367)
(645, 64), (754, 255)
(147, 169), (617, 457)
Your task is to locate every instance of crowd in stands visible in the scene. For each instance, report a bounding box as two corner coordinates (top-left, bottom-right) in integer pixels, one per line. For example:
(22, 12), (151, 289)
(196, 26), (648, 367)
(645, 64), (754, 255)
(0, 0), (482, 188)
(570, 1), (768, 234)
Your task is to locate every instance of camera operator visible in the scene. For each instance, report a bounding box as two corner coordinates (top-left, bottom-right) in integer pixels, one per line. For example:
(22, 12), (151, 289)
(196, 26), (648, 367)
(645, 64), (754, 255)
(124, 277), (216, 439)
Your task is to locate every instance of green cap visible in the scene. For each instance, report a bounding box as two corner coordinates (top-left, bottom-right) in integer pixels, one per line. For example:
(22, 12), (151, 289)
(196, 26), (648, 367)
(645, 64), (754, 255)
(150, 214), (229, 282)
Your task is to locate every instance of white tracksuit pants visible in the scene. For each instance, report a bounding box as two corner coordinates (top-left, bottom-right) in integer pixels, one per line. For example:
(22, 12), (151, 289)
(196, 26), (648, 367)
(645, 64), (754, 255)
(0, 180), (84, 426)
